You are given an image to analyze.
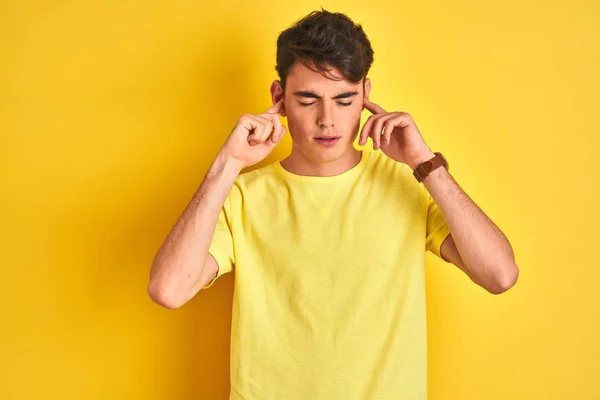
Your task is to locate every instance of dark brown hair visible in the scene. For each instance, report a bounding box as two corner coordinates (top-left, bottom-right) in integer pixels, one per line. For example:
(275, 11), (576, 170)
(275, 9), (374, 93)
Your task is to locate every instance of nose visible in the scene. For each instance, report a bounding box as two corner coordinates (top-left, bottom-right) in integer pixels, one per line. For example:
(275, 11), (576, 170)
(317, 100), (335, 128)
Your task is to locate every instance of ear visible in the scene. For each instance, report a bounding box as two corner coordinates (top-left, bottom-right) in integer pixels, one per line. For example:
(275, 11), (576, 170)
(270, 80), (286, 117)
(363, 78), (372, 101)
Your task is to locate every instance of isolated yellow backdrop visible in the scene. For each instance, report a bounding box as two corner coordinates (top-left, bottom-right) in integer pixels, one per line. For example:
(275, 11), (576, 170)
(2, 1), (599, 399)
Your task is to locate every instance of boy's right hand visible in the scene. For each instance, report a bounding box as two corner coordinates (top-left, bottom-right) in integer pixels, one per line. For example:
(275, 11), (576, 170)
(220, 99), (286, 169)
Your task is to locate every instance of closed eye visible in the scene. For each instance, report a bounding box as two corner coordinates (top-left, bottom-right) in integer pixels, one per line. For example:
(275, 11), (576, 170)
(299, 102), (353, 107)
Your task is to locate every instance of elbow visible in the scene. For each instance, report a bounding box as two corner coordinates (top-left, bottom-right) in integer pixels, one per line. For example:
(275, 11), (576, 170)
(487, 263), (520, 295)
(147, 278), (186, 309)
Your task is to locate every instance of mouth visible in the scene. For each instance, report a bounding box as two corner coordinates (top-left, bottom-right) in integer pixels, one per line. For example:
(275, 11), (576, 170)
(314, 137), (341, 146)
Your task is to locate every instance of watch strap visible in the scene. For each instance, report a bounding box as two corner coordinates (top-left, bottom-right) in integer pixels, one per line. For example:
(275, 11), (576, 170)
(413, 152), (448, 183)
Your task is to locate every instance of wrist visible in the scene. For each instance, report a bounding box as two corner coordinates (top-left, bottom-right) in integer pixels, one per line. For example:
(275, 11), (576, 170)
(408, 149), (436, 170)
(212, 152), (245, 182)
(215, 151), (245, 174)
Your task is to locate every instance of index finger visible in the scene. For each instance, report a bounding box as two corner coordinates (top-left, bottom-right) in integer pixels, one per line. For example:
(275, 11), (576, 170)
(265, 98), (284, 114)
(363, 98), (386, 115)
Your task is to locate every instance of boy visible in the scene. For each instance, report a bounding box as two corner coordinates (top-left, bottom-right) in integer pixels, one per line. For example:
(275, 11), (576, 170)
(149, 9), (518, 399)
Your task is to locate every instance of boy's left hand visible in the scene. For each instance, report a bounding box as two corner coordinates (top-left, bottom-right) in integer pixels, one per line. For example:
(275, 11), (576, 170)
(360, 98), (436, 169)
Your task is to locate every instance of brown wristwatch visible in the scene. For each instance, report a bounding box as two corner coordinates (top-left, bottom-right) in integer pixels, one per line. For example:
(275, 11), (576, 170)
(412, 152), (449, 182)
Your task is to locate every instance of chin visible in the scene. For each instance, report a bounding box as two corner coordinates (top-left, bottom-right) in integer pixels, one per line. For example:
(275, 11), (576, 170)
(311, 140), (354, 163)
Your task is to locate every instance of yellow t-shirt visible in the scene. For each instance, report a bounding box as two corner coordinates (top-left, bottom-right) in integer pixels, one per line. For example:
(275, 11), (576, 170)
(206, 150), (451, 400)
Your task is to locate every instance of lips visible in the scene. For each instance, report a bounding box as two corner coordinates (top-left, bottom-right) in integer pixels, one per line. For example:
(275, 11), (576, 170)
(315, 137), (341, 146)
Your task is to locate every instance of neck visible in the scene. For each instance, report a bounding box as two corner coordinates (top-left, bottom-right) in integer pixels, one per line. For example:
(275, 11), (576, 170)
(280, 146), (362, 177)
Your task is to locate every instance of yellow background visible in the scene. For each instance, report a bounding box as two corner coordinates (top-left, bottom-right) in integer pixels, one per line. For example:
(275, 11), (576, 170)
(2, 0), (599, 399)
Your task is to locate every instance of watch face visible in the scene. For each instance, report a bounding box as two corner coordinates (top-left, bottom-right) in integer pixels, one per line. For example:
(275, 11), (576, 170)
(425, 160), (435, 173)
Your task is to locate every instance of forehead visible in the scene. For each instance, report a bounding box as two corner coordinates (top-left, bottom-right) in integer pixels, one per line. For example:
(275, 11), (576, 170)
(286, 60), (361, 94)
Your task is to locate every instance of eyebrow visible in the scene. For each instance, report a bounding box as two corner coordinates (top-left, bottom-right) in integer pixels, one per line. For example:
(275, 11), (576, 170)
(292, 91), (359, 100)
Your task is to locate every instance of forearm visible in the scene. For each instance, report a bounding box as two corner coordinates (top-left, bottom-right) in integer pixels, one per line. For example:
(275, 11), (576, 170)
(148, 152), (243, 308)
(422, 166), (518, 291)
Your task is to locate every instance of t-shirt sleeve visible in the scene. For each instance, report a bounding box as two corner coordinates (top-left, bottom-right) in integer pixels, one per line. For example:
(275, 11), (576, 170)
(423, 187), (452, 261)
(203, 190), (236, 289)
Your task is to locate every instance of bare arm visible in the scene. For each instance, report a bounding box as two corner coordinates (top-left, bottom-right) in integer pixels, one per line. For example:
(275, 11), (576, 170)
(148, 153), (243, 308)
(422, 163), (519, 295)
(148, 100), (286, 309)
(359, 98), (518, 295)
